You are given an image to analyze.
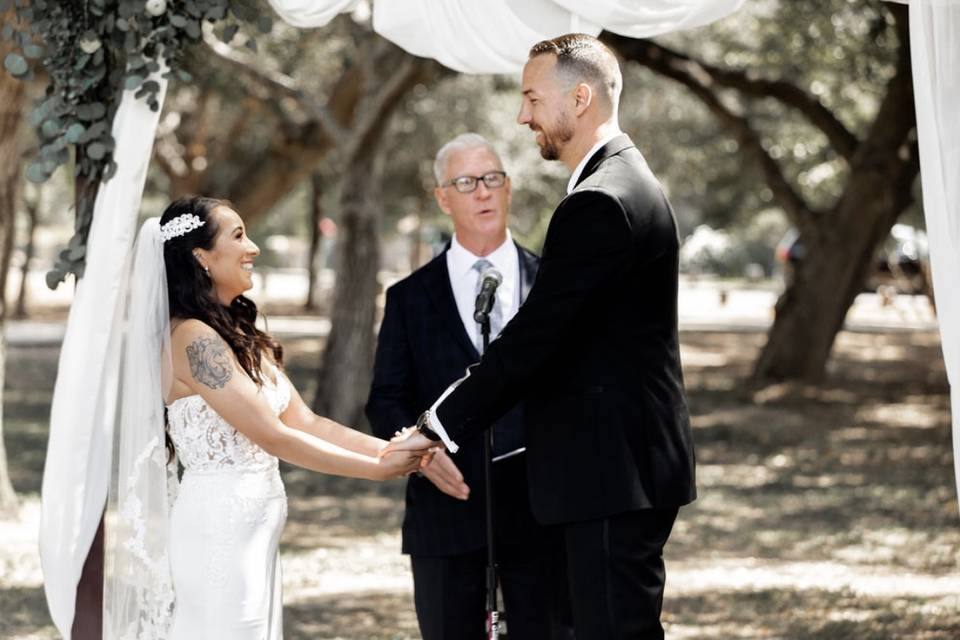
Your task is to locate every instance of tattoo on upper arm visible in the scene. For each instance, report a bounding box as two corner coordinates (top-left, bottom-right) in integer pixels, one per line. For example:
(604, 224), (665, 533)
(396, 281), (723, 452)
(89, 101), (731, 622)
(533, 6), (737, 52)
(186, 335), (233, 390)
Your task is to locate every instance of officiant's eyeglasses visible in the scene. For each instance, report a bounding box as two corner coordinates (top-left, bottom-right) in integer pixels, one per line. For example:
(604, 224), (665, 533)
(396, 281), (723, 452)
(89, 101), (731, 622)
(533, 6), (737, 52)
(443, 171), (507, 193)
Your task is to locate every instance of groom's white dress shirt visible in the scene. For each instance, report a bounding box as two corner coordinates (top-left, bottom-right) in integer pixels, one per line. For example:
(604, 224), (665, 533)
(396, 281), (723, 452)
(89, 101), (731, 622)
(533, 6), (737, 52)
(446, 231), (521, 352)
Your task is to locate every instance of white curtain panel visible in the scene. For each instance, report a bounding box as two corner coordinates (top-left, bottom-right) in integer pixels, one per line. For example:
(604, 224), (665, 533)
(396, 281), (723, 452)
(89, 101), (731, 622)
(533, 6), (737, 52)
(550, 0), (745, 39)
(899, 0), (960, 502)
(266, 0), (360, 28)
(267, 0), (744, 73)
(39, 71), (169, 638)
(373, 0), (600, 74)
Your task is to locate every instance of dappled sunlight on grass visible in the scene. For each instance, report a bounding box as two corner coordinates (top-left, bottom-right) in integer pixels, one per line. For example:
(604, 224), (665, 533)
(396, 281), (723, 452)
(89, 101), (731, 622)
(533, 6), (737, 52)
(1, 329), (957, 638)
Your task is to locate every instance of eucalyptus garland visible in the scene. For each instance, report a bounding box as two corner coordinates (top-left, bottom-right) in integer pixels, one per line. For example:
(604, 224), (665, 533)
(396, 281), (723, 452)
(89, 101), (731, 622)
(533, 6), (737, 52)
(2, 0), (271, 286)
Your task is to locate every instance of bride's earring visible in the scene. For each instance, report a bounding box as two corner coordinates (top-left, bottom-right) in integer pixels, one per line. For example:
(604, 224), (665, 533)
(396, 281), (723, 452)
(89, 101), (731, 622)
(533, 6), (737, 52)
(194, 252), (209, 276)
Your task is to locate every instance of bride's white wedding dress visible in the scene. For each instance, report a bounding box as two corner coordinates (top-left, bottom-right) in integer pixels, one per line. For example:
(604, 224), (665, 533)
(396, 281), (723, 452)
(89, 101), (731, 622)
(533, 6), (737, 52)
(165, 368), (291, 639)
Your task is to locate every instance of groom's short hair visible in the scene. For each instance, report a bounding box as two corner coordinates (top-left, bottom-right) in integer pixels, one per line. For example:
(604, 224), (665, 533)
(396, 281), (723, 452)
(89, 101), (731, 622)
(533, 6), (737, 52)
(529, 33), (622, 111)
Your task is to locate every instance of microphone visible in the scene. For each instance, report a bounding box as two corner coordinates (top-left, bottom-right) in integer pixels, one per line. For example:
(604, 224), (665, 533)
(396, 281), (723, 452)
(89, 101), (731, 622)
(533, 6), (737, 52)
(473, 267), (503, 324)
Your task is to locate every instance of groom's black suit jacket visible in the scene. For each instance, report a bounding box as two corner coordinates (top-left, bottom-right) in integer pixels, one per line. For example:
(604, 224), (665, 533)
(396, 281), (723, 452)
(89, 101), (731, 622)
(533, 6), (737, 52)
(436, 135), (697, 525)
(366, 242), (539, 556)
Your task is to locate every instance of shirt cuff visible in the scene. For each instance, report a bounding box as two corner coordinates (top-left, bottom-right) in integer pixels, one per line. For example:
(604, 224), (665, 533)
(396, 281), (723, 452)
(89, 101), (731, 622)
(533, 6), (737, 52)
(427, 370), (472, 454)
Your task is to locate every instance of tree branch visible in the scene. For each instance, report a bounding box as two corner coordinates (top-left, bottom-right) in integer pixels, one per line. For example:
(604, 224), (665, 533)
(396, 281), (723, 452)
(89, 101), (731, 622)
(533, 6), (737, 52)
(603, 33), (859, 162)
(344, 54), (428, 164)
(203, 37), (350, 146)
(603, 33), (820, 231)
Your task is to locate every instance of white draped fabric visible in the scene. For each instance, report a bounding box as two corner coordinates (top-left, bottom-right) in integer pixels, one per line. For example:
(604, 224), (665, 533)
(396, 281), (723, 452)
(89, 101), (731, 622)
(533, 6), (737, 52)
(897, 0), (960, 500)
(269, 0), (744, 73)
(39, 71), (169, 638)
(265, 0), (359, 29)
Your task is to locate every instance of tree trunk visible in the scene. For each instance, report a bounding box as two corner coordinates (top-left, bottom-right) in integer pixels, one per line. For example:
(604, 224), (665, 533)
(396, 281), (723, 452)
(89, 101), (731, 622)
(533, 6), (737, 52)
(752, 6), (916, 382)
(312, 153), (383, 427)
(605, 4), (916, 383)
(0, 8), (26, 516)
(754, 175), (910, 381)
(305, 172), (325, 311)
(14, 188), (40, 319)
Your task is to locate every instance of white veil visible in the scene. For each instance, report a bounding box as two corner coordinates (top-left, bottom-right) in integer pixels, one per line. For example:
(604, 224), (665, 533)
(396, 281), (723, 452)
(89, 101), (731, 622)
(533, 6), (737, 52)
(104, 217), (177, 639)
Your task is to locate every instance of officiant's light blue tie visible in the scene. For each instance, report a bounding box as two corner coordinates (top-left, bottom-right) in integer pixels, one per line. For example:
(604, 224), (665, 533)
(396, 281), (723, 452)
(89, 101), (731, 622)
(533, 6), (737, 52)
(472, 258), (502, 353)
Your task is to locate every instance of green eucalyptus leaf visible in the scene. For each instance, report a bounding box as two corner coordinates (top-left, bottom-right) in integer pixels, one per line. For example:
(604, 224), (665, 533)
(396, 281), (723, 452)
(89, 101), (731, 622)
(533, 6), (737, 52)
(79, 121), (108, 143)
(245, 38), (257, 53)
(68, 243), (86, 261)
(76, 102), (107, 121)
(23, 44), (45, 59)
(3, 52), (29, 77)
(222, 23), (239, 43)
(103, 160), (118, 180)
(45, 268), (66, 290)
(1, 24), (15, 41)
(185, 20), (201, 39)
(170, 14), (187, 28)
(176, 69), (192, 82)
(65, 122), (86, 143)
(230, 3), (256, 21)
(87, 142), (108, 160)
(124, 74), (145, 90)
(25, 162), (49, 184)
(206, 6), (226, 20)
(41, 118), (61, 139)
(257, 16), (272, 34)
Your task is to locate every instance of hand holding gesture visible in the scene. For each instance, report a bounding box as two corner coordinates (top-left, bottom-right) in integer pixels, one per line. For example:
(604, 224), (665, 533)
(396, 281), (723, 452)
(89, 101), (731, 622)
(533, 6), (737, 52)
(420, 449), (469, 500)
(376, 441), (433, 479)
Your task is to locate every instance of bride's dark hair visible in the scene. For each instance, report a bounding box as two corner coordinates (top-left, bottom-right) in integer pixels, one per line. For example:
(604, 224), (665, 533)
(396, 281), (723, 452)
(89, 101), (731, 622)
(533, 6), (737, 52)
(160, 196), (283, 383)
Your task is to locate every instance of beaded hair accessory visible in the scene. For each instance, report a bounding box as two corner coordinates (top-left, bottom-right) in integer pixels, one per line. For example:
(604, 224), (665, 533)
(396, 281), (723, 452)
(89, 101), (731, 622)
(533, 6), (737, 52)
(160, 213), (205, 243)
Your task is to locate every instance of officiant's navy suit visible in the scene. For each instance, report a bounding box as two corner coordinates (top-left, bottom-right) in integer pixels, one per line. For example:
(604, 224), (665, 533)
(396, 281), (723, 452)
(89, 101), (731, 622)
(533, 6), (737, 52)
(367, 241), (565, 639)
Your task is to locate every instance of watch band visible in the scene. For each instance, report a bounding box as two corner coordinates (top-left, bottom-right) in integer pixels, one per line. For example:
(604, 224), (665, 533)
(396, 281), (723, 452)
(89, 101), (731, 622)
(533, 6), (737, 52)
(416, 410), (442, 442)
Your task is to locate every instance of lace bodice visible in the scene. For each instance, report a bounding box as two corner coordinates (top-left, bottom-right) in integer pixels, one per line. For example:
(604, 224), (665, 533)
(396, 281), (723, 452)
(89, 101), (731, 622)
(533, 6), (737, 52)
(167, 370), (291, 473)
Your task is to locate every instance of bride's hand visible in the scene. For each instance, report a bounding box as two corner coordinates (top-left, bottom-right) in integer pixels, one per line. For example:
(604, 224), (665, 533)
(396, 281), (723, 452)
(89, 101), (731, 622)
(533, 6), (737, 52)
(376, 448), (432, 480)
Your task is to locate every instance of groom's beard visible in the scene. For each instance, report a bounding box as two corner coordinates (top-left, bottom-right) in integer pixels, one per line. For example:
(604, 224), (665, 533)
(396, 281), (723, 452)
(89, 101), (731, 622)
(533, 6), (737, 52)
(533, 113), (574, 161)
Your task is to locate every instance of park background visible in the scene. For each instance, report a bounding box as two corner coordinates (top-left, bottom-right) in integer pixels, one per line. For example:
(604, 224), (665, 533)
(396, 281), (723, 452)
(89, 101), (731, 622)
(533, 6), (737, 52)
(1, 1), (958, 638)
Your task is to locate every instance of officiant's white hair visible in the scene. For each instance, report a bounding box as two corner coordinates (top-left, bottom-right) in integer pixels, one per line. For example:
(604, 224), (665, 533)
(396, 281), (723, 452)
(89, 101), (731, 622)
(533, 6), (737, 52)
(433, 133), (503, 184)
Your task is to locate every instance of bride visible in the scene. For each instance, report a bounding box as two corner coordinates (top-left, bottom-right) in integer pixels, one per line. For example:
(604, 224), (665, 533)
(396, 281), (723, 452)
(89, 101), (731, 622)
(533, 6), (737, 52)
(106, 196), (429, 639)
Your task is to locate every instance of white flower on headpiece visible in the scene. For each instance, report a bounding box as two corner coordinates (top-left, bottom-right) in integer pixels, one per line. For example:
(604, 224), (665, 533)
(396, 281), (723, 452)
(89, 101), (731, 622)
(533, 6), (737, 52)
(160, 214), (205, 243)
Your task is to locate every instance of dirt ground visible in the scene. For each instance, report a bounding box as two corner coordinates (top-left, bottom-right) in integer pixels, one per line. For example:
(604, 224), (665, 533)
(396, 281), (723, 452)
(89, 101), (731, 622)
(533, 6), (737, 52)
(1, 327), (957, 639)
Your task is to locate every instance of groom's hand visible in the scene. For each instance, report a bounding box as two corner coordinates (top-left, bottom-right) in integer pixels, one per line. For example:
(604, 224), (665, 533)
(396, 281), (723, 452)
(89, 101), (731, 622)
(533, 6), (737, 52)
(382, 427), (438, 459)
(421, 450), (469, 501)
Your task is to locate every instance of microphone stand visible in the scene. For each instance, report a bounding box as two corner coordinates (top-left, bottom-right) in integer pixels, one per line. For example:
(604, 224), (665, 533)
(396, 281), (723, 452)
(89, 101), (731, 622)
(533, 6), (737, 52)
(477, 312), (500, 640)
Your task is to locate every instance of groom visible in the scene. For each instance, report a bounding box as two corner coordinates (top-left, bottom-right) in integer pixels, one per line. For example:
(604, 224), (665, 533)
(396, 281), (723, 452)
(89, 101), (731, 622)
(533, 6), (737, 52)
(386, 34), (696, 638)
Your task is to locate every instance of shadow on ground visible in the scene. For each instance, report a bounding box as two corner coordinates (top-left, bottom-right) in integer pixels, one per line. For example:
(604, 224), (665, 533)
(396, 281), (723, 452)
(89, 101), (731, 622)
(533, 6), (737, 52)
(2, 327), (957, 638)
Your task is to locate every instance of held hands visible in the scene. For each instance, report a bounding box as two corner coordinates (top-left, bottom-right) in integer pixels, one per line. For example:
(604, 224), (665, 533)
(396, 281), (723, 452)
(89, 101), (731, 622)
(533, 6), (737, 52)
(378, 427), (469, 500)
(376, 434), (433, 480)
(381, 426), (437, 458)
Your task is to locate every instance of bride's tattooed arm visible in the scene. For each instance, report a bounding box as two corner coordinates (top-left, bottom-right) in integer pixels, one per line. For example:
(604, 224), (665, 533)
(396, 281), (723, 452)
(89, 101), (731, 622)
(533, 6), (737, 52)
(186, 334), (233, 389)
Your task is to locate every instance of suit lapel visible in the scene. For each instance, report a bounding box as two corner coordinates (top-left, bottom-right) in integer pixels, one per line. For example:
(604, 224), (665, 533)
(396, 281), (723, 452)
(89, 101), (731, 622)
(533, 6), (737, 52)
(573, 133), (636, 190)
(421, 250), (480, 360)
(516, 242), (538, 305)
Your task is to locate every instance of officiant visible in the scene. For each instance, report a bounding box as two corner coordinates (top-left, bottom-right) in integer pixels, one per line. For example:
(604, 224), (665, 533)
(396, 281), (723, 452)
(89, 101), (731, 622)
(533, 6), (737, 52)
(366, 133), (568, 639)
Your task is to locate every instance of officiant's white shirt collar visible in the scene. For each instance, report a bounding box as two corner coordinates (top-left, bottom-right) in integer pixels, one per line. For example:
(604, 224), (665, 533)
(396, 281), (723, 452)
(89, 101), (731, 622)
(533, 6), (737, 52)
(567, 132), (622, 194)
(448, 230), (514, 278)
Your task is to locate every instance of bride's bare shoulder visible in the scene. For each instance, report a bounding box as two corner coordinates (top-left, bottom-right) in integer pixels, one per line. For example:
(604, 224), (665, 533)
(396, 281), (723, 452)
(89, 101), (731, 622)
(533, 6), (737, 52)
(170, 318), (224, 349)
